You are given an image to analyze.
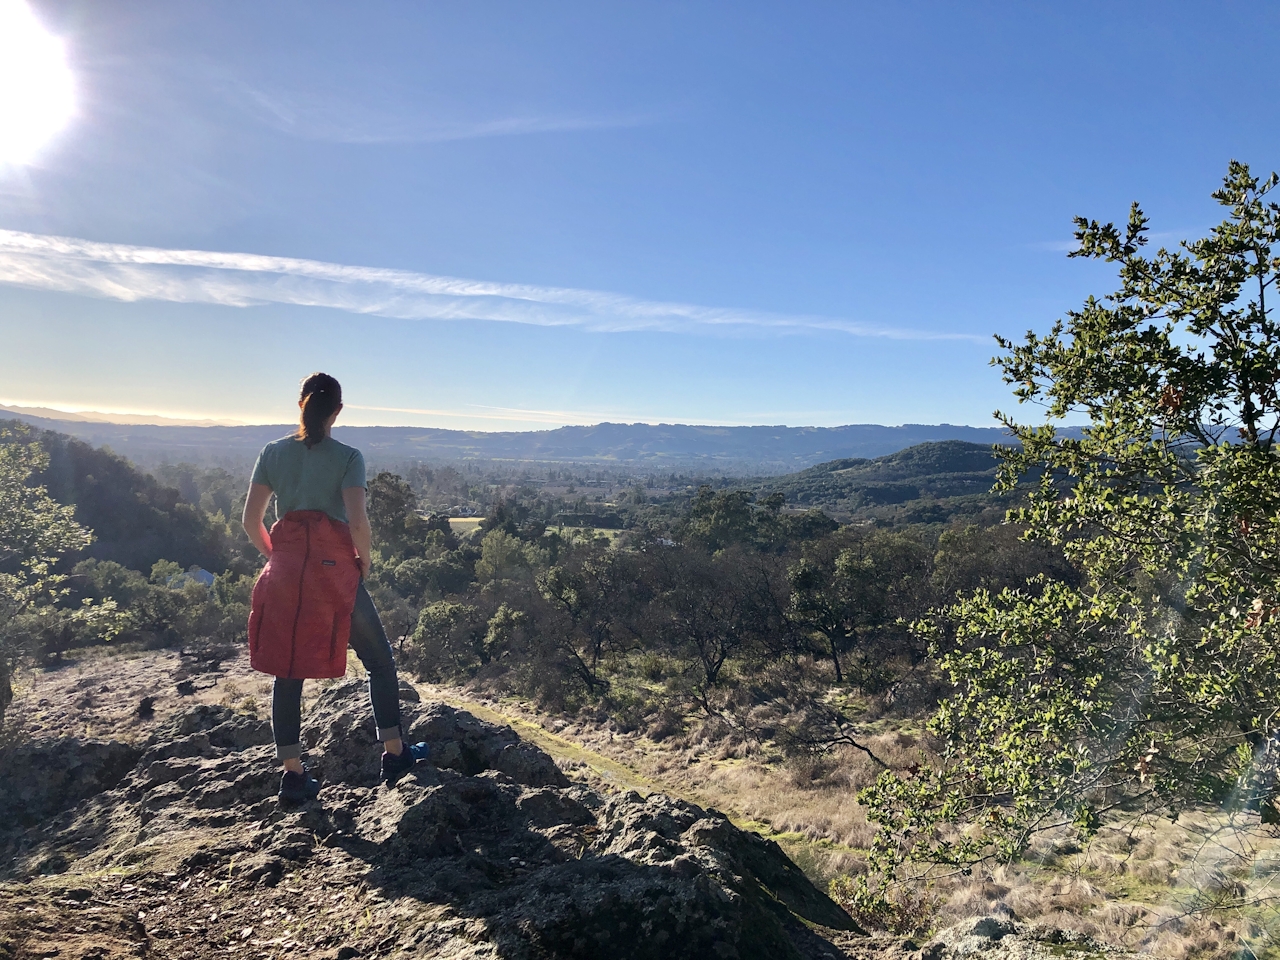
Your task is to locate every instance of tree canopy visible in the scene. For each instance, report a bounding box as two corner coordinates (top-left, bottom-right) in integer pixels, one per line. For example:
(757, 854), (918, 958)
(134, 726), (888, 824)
(859, 161), (1280, 903)
(0, 426), (99, 720)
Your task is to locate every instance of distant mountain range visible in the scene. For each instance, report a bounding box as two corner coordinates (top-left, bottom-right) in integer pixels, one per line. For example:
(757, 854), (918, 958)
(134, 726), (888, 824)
(1, 409), (1066, 473)
(0, 403), (243, 428)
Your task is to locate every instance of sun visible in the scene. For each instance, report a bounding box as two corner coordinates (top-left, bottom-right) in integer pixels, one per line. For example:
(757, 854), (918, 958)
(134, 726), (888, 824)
(0, 0), (75, 167)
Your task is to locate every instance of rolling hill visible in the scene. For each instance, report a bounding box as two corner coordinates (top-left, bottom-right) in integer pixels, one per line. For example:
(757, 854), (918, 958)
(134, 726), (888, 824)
(1, 411), (1023, 472)
(759, 439), (1015, 523)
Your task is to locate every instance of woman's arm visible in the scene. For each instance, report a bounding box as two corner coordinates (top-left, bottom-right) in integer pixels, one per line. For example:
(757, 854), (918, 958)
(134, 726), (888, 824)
(242, 483), (274, 558)
(343, 486), (372, 579)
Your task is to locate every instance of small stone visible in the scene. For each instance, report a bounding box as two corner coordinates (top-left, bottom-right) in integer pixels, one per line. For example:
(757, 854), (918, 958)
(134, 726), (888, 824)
(967, 916), (1013, 941)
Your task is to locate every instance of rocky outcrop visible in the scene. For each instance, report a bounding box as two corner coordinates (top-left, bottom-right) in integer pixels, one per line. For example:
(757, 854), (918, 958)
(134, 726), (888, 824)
(305, 681), (569, 790)
(0, 680), (861, 959)
(0, 737), (142, 829)
(904, 917), (1131, 960)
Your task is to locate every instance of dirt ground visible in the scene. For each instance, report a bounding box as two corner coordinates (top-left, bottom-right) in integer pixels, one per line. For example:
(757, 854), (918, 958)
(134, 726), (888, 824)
(6, 648), (268, 746)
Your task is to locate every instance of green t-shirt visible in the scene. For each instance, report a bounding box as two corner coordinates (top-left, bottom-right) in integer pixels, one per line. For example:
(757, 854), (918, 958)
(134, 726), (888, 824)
(250, 435), (366, 523)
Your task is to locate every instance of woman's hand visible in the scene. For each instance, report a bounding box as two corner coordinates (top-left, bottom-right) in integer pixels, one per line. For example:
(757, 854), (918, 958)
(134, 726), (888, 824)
(355, 554), (370, 580)
(242, 483), (275, 559)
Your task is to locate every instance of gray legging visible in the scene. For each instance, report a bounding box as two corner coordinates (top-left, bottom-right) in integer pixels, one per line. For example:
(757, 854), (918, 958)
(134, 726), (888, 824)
(271, 582), (401, 760)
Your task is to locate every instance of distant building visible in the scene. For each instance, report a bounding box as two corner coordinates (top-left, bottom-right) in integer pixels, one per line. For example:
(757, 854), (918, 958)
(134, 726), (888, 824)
(168, 565), (215, 589)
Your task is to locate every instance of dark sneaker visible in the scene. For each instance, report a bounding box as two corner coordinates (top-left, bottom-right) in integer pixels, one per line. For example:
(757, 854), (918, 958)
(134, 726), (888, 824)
(381, 742), (430, 785)
(278, 768), (321, 804)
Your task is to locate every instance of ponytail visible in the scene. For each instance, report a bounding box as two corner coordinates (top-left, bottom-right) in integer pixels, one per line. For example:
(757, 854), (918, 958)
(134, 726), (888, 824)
(296, 372), (342, 448)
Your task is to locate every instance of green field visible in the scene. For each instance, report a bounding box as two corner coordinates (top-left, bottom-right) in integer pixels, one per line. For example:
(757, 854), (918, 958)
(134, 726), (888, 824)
(447, 517), (484, 536)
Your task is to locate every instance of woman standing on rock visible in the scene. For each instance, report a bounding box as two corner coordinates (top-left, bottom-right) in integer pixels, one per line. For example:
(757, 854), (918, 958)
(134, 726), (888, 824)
(242, 372), (428, 803)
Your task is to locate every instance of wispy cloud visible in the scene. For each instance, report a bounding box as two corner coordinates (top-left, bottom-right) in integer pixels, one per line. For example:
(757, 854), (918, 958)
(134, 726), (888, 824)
(237, 83), (658, 145)
(0, 228), (986, 342)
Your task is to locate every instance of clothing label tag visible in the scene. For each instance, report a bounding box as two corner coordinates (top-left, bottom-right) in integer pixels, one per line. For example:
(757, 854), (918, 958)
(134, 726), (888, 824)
(321, 559), (337, 566)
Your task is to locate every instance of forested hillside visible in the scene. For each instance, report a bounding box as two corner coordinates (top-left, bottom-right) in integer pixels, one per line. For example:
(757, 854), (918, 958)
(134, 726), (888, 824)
(757, 440), (1011, 522)
(16, 421), (246, 575)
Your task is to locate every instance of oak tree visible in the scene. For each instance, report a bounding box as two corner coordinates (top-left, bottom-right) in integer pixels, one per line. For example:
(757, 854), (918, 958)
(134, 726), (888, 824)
(861, 162), (1280, 893)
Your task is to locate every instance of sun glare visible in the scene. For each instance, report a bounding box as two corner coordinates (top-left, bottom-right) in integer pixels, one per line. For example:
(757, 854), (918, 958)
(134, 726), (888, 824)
(0, 0), (74, 166)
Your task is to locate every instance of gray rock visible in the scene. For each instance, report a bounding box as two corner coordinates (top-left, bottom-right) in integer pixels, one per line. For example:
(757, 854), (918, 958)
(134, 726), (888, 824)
(299, 679), (568, 789)
(919, 917), (1129, 960)
(0, 738), (141, 828)
(964, 917), (1016, 940)
(146, 702), (272, 753)
(406, 700), (569, 788)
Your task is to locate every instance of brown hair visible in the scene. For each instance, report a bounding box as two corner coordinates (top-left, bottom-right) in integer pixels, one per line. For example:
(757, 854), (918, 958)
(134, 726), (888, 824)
(296, 372), (342, 448)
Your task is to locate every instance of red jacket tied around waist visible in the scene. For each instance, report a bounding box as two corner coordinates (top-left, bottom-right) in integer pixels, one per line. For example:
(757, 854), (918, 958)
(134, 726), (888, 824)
(248, 510), (361, 679)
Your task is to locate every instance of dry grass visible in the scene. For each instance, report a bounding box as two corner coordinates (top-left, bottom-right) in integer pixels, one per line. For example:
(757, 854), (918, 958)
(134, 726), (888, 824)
(899, 814), (1280, 960)
(446, 517), (485, 537)
(691, 729), (925, 851)
(217, 678), (268, 717)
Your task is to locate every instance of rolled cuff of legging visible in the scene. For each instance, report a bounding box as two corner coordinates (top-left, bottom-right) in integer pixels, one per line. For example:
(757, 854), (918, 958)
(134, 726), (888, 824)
(275, 742), (303, 761)
(377, 725), (402, 743)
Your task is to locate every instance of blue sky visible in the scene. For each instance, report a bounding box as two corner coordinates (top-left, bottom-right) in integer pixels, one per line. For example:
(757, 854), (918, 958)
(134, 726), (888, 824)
(1, 1), (1278, 429)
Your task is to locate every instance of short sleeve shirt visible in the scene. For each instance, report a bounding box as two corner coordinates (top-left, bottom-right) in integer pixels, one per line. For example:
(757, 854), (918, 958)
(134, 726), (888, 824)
(250, 435), (366, 523)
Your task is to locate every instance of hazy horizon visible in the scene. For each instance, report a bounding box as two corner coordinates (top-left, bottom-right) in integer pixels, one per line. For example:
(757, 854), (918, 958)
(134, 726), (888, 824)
(0, 400), (1013, 433)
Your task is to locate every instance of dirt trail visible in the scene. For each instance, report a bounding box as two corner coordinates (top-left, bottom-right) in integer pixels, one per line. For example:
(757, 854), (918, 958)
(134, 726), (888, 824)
(425, 692), (684, 801)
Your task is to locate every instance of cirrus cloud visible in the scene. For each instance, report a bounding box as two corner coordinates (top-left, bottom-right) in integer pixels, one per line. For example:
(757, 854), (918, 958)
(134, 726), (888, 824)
(0, 228), (986, 342)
